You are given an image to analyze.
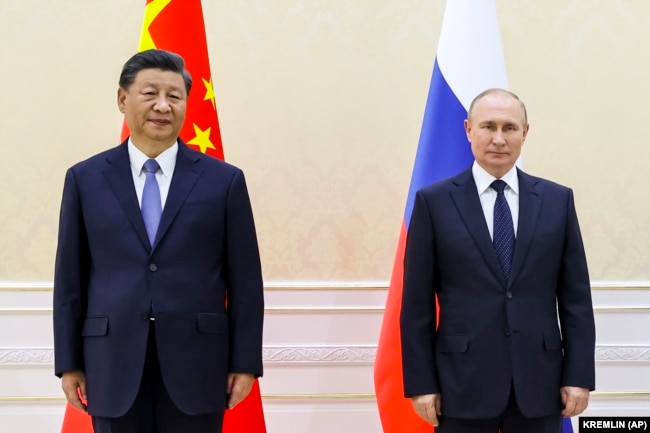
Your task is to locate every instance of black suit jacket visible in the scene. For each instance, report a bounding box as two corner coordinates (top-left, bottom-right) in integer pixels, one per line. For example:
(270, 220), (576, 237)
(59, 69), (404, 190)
(53, 140), (264, 417)
(400, 167), (595, 419)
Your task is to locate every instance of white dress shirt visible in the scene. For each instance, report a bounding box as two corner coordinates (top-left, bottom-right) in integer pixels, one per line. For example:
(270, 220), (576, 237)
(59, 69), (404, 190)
(128, 139), (178, 209)
(472, 161), (519, 240)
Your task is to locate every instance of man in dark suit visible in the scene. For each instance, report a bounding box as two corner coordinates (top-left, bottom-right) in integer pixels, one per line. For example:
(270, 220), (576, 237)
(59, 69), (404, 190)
(400, 88), (595, 433)
(53, 49), (264, 433)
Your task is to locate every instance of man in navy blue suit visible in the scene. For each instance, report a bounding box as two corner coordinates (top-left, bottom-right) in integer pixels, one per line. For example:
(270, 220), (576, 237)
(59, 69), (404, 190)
(53, 49), (264, 433)
(400, 88), (595, 433)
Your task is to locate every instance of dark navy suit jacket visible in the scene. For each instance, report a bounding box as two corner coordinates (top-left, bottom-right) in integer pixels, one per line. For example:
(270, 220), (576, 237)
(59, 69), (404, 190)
(53, 140), (264, 417)
(400, 167), (595, 419)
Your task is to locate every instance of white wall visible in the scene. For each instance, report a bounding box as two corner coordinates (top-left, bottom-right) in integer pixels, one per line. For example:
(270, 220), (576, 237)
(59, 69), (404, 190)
(1, 282), (648, 433)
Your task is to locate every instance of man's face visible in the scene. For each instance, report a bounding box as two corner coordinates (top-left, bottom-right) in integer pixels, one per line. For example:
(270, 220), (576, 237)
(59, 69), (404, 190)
(464, 92), (529, 178)
(117, 68), (187, 149)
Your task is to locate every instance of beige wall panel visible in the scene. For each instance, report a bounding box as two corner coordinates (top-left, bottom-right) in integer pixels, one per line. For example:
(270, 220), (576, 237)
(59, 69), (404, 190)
(499, 0), (650, 280)
(0, 0), (648, 283)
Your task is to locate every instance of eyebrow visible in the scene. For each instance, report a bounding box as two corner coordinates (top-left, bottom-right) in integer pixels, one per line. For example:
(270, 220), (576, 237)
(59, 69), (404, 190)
(140, 81), (183, 89)
(479, 120), (520, 128)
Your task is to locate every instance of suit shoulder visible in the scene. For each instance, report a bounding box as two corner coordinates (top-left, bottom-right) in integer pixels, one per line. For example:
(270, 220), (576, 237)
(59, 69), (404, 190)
(193, 152), (242, 176)
(180, 144), (245, 180)
(199, 153), (240, 173)
(66, 144), (124, 174)
(417, 169), (470, 197)
(521, 171), (573, 194)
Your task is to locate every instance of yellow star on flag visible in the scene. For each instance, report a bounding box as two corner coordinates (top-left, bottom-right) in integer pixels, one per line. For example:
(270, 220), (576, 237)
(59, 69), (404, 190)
(139, 0), (172, 51)
(187, 123), (216, 153)
(202, 77), (216, 109)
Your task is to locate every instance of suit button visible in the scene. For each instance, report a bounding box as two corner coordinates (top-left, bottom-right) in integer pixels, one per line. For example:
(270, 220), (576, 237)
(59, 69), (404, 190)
(505, 328), (511, 336)
(506, 291), (513, 299)
(149, 263), (158, 272)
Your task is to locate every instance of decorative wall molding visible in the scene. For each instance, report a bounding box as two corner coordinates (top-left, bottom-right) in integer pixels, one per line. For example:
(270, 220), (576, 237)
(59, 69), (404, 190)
(2, 345), (649, 366)
(0, 394), (379, 402)
(596, 345), (650, 362)
(265, 307), (384, 314)
(0, 308), (52, 314)
(2, 281), (650, 291)
(0, 348), (53, 365)
(0, 346), (376, 366)
(0, 282), (52, 291)
(591, 282), (650, 290)
(265, 281), (389, 291)
(263, 346), (376, 365)
(0, 307), (386, 314)
(2, 392), (650, 403)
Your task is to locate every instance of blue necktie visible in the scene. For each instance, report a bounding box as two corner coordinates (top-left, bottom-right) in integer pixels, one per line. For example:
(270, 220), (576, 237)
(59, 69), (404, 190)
(142, 159), (162, 245)
(491, 180), (515, 279)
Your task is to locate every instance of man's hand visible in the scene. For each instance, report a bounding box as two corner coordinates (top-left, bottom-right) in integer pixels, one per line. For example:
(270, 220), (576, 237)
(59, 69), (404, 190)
(411, 393), (442, 426)
(61, 370), (87, 412)
(227, 373), (255, 409)
(561, 386), (590, 417)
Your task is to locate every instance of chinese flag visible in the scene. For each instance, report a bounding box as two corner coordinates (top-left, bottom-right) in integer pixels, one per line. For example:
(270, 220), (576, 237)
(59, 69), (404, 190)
(59, 1), (266, 432)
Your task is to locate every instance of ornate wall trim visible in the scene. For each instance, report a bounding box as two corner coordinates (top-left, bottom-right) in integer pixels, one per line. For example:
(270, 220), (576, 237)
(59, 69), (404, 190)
(0, 348), (53, 365)
(263, 346), (376, 365)
(595, 345), (650, 362)
(2, 305), (650, 314)
(1, 392), (650, 403)
(591, 282), (650, 290)
(0, 307), (386, 314)
(0, 346), (376, 366)
(2, 345), (649, 366)
(2, 281), (649, 291)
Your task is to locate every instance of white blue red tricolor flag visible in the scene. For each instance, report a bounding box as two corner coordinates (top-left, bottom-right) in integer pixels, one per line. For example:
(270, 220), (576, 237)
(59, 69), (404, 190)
(374, 1), (574, 432)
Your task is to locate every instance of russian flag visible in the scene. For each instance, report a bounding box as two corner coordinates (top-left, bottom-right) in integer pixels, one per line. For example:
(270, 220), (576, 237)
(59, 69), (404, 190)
(374, 0), (505, 431)
(374, 2), (575, 432)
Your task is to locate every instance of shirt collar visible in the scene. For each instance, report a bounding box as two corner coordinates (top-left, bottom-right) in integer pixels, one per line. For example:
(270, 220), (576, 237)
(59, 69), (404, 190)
(472, 161), (519, 195)
(128, 138), (178, 178)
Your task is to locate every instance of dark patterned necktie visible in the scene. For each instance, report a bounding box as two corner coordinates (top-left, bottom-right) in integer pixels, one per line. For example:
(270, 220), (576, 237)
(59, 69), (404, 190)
(490, 180), (515, 279)
(142, 159), (162, 245)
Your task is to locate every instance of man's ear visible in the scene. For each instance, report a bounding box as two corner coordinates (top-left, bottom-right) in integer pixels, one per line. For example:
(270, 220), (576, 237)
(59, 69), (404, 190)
(522, 123), (530, 142)
(117, 87), (127, 113)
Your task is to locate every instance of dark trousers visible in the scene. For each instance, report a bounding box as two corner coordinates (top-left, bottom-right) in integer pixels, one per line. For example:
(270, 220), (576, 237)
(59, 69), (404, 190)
(437, 386), (563, 433)
(92, 322), (224, 433)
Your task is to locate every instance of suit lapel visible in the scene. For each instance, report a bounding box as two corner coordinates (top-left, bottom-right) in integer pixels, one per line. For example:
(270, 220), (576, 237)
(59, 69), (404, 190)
(450, 169), (506, 286)
(153, 142), (202, 249)
(102, 143), (151, 251)
(508, 169), (542, 288)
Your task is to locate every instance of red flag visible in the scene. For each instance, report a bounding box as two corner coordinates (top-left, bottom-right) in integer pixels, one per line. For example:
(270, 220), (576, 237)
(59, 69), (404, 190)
(60, 1), (266, 431)
(374, 226), (432, 433)
(60, 402), (92, 433)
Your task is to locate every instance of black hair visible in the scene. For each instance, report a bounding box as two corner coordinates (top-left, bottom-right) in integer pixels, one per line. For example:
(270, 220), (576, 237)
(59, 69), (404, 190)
(119, 49), (192, 94)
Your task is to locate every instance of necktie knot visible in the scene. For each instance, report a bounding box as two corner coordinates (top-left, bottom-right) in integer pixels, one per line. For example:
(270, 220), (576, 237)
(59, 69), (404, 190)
(490, 179), (507, 194)
(143, 159), (160, 175)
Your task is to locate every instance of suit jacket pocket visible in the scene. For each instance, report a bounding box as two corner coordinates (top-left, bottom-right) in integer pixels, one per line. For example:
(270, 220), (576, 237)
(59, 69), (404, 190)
(82, 316), (108, 337)
(437, 335), (469, 353)
(196, 313), (228, 334)
(543, 331), (563, 351)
